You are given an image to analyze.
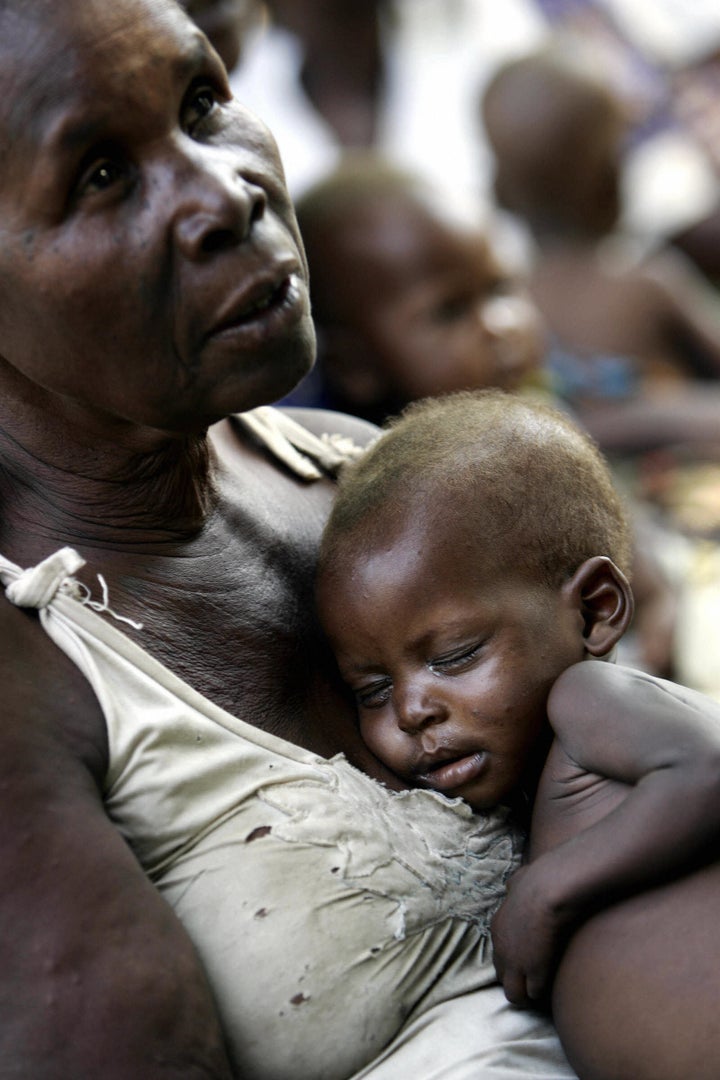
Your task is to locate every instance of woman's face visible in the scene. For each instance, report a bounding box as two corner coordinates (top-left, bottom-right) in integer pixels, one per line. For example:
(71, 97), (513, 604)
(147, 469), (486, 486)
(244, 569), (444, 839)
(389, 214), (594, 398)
(0, 0), (315, 435)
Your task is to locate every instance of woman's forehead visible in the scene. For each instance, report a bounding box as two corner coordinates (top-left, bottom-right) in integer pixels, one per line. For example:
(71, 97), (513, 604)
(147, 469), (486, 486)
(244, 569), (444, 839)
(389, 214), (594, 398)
(0, 0), (195, 131)
(0, 0), (205, 172)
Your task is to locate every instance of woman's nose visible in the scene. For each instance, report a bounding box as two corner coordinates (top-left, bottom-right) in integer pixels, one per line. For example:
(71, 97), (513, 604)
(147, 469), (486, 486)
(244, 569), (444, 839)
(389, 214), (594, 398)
(172, 148), (268, 259)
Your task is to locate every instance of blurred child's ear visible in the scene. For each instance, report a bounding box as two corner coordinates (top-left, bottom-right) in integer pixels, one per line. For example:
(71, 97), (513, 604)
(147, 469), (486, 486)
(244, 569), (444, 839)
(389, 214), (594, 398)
(318, 326), (391, 409)
(562, 556), (634, 657)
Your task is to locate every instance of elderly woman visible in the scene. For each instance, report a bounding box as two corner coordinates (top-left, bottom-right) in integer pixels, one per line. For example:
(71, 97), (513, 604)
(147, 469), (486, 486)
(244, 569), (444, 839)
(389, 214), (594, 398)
(0, 1), (576, 1077)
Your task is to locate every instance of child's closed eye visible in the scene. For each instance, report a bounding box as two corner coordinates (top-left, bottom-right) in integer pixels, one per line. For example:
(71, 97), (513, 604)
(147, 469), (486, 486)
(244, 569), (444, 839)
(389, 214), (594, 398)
(353, 678), (392, 710)
(430, 641), (485, 674)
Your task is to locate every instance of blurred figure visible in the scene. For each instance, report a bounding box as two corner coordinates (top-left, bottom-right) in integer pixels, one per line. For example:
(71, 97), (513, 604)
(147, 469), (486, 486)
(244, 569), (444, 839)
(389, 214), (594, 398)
(482, 42), (720, 457)
(228, 0), (546, 202)
(177, 0), (263, 71)
(293, 153), (545, 424)
(531, 0), (720, 279)
(483, 41), (720, 699)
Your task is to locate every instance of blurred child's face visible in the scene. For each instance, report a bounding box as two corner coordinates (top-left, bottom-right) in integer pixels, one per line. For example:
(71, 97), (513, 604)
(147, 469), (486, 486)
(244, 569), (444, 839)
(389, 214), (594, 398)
(321, 197), (545, 404)
(571, 99), (625, 235)
(317, 513), (585, 810)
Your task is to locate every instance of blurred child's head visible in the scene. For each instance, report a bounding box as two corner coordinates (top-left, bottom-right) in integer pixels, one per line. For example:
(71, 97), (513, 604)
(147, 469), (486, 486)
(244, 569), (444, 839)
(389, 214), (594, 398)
(316, 390), (633, 809)
(483, 43), (628, 240)
(264, 0), (386, 38)
(178, 0), (261, 72)
(296, 153), (545, 424)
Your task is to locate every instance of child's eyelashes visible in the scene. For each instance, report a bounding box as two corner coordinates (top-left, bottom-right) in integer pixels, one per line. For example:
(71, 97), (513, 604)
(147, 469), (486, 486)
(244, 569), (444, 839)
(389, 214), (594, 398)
(350, 643), (485, 711)
(430, 642), (484, 673)
(353, 679), (392, 710)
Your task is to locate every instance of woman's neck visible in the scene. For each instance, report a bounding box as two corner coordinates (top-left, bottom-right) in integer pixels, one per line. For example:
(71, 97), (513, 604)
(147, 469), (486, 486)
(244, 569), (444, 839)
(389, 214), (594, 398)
(0, 405), (217, 560)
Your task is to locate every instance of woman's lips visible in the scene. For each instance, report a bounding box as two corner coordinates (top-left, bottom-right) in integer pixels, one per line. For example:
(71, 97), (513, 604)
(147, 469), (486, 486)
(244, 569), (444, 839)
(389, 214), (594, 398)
(201, 271), (308, 351)
(211, 274), (294, 334)
(417, 751), (487, 794)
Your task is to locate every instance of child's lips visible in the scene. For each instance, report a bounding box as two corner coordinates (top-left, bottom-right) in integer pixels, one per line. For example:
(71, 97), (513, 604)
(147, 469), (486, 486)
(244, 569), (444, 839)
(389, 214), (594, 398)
(416, 751), (487, 794)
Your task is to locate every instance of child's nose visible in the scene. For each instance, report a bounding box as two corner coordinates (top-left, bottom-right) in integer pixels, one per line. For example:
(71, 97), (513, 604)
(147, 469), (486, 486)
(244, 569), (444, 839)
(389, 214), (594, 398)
(480, 295), (529, 342)
(480, 295), (544, 379)
(395, 681), (447, 734)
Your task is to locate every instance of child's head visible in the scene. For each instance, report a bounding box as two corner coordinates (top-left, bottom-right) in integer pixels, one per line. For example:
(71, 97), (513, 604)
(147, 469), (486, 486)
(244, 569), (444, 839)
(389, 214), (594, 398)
(482, 43), (628, 240)
(316, 390), (634, 809)
(296, 153), (545, 424)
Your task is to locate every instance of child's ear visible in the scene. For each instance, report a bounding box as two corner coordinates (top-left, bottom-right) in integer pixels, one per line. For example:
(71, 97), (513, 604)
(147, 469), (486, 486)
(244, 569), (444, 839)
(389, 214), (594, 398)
(317, 325), (391, 409)
(562, 556), (634, 657)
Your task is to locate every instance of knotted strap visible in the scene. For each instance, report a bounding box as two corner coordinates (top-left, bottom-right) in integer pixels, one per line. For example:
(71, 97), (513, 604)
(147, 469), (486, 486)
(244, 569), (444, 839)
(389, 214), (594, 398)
(5, 546), (85, 610)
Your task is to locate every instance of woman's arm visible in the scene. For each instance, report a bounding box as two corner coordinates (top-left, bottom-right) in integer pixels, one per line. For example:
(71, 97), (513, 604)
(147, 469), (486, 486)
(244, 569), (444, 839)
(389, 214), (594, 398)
(0, 600), (233, 1078)
(492, 660), (720, 1006)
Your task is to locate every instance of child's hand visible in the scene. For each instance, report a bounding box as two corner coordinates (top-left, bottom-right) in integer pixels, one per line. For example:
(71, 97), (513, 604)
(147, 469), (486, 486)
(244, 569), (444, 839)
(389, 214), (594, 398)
(491, 864), (572, 1008)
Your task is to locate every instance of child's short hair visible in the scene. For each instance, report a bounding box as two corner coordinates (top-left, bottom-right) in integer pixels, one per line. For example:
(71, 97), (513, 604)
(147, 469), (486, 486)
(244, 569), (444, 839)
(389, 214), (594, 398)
(296, 151), (430, 236)
(320, 389), (633, 587)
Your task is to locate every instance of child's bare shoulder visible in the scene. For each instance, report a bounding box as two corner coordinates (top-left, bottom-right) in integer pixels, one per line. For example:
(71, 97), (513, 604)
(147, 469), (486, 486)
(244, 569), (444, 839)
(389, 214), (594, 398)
(550, 661), (718, 725)
(549, 660), (656, 709)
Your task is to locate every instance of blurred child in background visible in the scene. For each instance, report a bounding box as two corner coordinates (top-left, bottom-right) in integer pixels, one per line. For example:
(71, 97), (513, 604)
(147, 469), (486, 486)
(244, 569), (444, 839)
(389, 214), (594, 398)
(293, 152), (545, 423)
(481, 42), (720, 457)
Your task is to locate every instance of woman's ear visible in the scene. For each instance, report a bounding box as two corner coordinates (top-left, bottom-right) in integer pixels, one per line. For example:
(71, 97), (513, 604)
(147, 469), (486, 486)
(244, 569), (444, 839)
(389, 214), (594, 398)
(562, 555), (634, 657)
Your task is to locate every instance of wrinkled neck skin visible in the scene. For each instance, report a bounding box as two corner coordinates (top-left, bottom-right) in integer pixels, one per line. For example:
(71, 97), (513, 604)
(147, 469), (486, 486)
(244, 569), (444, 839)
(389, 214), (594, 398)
(0, 379), (217, 565)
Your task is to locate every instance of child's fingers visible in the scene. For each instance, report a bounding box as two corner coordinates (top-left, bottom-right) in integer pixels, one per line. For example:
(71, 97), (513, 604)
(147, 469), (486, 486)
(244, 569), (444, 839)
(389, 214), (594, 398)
(499, 967), (531, 1007)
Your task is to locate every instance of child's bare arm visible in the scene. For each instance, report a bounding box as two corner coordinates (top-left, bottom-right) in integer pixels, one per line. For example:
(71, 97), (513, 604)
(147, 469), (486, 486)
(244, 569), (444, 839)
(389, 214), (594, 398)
(645, 248), (720, 379)
(577, 384), (720, 454)
(492, 661), (720, 1006)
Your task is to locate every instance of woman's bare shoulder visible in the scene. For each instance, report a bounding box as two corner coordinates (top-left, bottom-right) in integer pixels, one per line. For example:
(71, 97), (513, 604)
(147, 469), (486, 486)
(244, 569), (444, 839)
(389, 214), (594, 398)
(0, 592), (108, 772)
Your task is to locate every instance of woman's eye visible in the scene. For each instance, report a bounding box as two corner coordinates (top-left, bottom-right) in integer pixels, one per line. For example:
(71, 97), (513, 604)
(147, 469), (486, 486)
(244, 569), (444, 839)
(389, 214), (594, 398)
(184, 82), (220, 132)
(354, 680), (392, 710)
(75, 156), (127, 199)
